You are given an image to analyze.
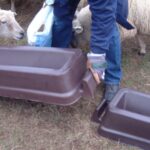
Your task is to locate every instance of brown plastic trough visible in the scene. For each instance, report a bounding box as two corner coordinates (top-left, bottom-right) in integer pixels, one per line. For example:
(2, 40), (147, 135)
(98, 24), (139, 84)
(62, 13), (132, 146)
(0, 46), (97, 105)
(97, 88), (150, 150)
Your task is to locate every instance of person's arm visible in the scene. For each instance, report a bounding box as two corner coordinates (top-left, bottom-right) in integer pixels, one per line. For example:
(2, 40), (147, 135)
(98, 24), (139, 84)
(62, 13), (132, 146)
(88, 0), (117, 54)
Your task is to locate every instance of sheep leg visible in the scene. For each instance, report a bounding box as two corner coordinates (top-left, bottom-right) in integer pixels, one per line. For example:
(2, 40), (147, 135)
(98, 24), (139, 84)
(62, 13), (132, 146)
(137, 34), (146, 55)
(11, 0), (16, 12)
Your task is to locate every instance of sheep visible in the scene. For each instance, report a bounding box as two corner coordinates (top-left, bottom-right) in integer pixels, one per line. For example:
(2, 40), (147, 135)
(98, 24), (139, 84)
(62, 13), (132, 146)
(6, 0), (17, 12)
(127, 0), (150, 54)
(7, 0), (43, 12)
(72, 5), (90, 50)
(10, 0), (15, 12)
(0, 9), (24, 40)
(9, 0), (30, 12)
(77, 0), (88, 11)
(73, 0), (149, 55)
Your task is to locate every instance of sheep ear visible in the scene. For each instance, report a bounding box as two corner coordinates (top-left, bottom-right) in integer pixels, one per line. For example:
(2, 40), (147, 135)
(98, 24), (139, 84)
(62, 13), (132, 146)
(9, 10), (16, 15)
(9, 10), (17, 16)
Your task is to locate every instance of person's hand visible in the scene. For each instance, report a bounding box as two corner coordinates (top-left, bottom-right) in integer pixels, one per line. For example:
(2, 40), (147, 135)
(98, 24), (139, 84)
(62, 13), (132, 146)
(87, 59), (101, 84)
(87, 52), (107, 84)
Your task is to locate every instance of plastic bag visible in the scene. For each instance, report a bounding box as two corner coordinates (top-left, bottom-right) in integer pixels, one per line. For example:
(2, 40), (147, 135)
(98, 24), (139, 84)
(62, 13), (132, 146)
(27, 0), (55, 47)
(87, 53), (106, 82)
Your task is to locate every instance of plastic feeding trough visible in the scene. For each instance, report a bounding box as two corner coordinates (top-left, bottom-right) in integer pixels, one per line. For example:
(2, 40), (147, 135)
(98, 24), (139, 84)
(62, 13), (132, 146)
(93, 88), (150, 150)
(0, 46), (97, 105)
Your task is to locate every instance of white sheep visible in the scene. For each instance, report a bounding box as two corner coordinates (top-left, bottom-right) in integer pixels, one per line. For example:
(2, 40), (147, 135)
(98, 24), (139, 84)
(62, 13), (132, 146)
(6, 0), (16, 12)
(72, 5), (90, 50)
(77, 0), (87, 11)
(0, 9), (24, 40)
(127, 0), (150, 54)
(73, 0), (149, 55)
(8, 0), (42, 12)
(10, 0), (15, 12)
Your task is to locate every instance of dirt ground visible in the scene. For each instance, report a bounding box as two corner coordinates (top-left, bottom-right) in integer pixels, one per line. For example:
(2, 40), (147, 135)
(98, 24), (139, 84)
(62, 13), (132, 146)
(0, 1), (149, 150)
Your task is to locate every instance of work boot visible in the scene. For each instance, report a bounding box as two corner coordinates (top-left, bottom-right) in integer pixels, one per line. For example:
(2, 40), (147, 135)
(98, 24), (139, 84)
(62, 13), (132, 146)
(104, 84), (120, 103)
(91, 84), (119, 123)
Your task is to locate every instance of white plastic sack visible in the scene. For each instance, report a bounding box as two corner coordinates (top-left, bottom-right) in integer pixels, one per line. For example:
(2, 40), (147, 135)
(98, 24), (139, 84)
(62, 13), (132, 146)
(27, 0), (55, 47)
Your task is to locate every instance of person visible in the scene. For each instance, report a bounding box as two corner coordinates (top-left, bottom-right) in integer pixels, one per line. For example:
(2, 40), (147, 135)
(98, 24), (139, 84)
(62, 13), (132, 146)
(51, 0), (134, 103)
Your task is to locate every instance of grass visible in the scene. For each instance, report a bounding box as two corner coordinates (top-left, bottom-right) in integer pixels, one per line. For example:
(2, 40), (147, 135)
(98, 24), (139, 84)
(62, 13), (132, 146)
(0, 96), (142, 150)
(0, 39), (147, 150)
(122, 39), (150, 93)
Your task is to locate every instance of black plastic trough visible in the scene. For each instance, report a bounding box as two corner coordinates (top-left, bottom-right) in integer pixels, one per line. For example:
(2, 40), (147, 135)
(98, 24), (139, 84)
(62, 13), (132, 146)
(95, 88), (150, 150)
(0, 46), (97, 105)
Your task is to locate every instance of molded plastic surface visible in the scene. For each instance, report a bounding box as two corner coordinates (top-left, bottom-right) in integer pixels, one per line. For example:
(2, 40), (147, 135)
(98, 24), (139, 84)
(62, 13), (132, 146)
(0, 46), (97, 105)
(98, 88), (150, 150)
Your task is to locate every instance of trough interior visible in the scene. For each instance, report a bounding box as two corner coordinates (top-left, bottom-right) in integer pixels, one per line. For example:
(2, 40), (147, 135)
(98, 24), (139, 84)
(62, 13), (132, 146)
(117, 92), (150, 117)
(0, 50), (74, 70)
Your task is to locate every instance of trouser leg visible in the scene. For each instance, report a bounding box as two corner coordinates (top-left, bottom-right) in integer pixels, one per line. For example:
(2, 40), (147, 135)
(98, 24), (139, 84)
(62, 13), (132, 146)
(105, 24), (122, 85)
(52, 0), (80, 47)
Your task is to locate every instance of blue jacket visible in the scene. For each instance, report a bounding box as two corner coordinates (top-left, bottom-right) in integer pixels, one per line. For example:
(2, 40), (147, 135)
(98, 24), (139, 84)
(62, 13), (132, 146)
(116, 0), (134, 29)
(55, 0), (133, 30)
(53, 0), (134, 53)
(88, 0), (134, 53)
